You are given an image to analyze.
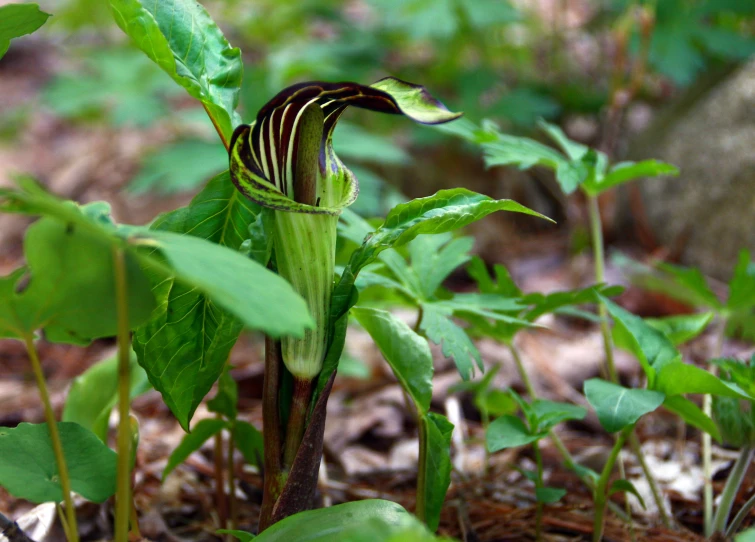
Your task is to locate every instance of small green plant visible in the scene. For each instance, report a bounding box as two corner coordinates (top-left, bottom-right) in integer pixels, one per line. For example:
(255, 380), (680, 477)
(485, 391), (587, 540)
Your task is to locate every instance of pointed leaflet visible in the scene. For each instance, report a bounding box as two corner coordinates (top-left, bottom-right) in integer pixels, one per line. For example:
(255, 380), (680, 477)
(229, 77), (461, 214)
(108, 0), (242, 144)
(163, 419), (227, 480)
(0, 3), (50, 59)
(133, 172), (259, 430)
(352, 307), (433, 414)
(420, 412), (454, 532)
(487, 415), (543, 452)
(420, 303), (482, 380)
(664, 395), (721, 442)
(0, 422), (117, 504)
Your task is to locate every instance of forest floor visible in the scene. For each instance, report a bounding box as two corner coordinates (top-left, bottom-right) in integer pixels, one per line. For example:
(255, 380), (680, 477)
(1, 43), (754, 542)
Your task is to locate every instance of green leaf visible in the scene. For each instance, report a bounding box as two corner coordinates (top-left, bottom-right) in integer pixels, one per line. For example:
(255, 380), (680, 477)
(584, 379), (665, 433)
(537, 120), (589, 161)
(163, 418), (227, 480)
(602, 295), (681, 385)
(233, 421), (264, 467)
(0, 3), (50, 59)
(352, 307), (433, 414)
(712, 396), (754, 448)
(643, 312), (714, 346)
(134, 228), (313, 427)
(531, 400), (587, 433)
(655, 362), (752, 399)
(467, 256), (521, 297)
(108, 0), (243, 143)
(0, 422), (116, 503)
(0, 191), (155, 344)
(486, 415), (543, 452)
(608, 479), (646, 509)
(582, 160), (679, 196)
(63, 351), (150, 442)
(217, 530), (255, 542)
(207, 367), (238, 421)
(522, 284), (622, 322)
(253, 499), (415, 542)
(653, 262), (723, 310)
(408, 234), (474, 300)
(535, 487), (566, 504)
(420, 412), (454, 532)
(663, 395), (721, 442)
(735, 528), (755, 542)
(419, 303), (481, 381)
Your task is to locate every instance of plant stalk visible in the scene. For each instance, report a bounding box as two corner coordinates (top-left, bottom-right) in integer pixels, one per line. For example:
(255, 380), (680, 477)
(587, 193), (669, 527)
(593, 428), (630, 542)
(534, 443), (544, 541)
(24, 335), (78, 542)
(213, 421), (228, 530)
(712, 446), (754, 534)
(113, 247), (133, 542)
(704, 317), (728, 535)
(259, 337), (284, 531)
(282, 377), (313, 469)
(227, 430), (237, 532)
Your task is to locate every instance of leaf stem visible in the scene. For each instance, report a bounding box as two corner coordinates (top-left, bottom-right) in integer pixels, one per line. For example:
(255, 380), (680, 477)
(533, 443), (544, 541)
(213, 421), (228, 530)
(704, 317), (727, 536)
(593, 427), (630, 542)
(712, 446), (754, 534)
(113, 247), (132, 542)
(282, 377), (313, 469)
(259, 337), (284, 532)
(203, 103), (229, 151)
(725, 485), (755, 538)
(587, 193), (669, 527)
(24, 334), (78, 542)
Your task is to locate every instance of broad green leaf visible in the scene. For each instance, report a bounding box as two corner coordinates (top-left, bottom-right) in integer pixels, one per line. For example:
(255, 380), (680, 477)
(63, 351), (150, 442)
(0, 422), (116, 503)
(655, 362), (752, 400)
(233, 421), (264, 467)
(642, 312), (714, 346)
(582, 160), (678, 196)
(713, 356), (755, 397)
(479, 389), (518, 418)
(531, 400), (587, 433)
(736, 529), (755, 542)
(0, 193), (155, 344)
(108, 0), (242, 143)
(420, 303), (481, 380)
(241, 207), (274, 266)
(133, 172), (257, 429)
(727, 250), (755, 312)
(0, 3), (50, 59)
(522, 284), (623, 322)
(584, 379), (665, 433)
(163, 418), (227, 480)
(537, 120), (588, 161)
(663, 395), (721, 442)
(217, 530), (254, 542)
(535, 487), (566, 504)
(207, 367), (238, 421)
(601, 296), (681, 385)
(352, 307), (432, 414)
(608, 479), (646, 509)
(486, 415), (543, 452)
(420, 412), (454, 532)
(253, 499), (414, 542)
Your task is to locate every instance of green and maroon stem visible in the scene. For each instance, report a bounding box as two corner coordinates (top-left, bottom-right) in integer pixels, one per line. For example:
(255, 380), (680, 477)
(229, 77), (460, 530)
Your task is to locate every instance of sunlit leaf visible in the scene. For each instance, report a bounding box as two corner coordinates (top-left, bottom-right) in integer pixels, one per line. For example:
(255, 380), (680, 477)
(584, 379), (664, 433)
(487, 415), (543, 452)
(0, 3), (50, 59)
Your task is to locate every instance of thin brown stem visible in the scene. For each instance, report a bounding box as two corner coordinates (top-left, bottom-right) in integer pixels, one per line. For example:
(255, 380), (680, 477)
(259, 337), (284, 531)
(24, 336), (78, 541)
(203, 104), (229, 151)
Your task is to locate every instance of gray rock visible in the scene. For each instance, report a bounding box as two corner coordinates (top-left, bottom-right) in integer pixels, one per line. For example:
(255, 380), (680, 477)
(633, 61), (755, 280)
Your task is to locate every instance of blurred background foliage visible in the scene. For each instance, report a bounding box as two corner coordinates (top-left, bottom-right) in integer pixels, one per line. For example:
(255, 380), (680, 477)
(3, 0), (754, 217)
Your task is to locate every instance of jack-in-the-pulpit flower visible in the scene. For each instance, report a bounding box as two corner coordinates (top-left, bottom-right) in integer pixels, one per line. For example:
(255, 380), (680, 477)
(229, 77), (461, 380)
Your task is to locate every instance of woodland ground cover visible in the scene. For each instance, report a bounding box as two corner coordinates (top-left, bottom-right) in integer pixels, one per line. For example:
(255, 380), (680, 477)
(0, 1), (754, 541)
